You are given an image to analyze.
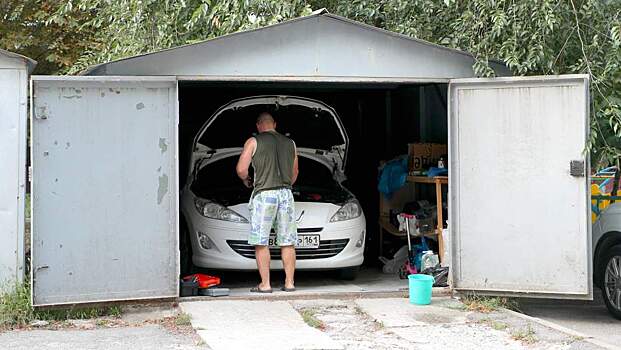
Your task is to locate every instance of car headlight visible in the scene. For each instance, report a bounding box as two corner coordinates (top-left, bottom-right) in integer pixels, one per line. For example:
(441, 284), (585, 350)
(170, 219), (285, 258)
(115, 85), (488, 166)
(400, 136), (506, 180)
(194, 198), (248, 223)
(330, 200), (362, 222)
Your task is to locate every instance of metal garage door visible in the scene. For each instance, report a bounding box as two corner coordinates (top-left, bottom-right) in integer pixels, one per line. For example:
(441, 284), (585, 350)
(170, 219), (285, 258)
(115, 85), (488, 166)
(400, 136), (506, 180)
(0, 68), (28, 286)
(31, 76), (178, 306)
(449, 75), (592, 299)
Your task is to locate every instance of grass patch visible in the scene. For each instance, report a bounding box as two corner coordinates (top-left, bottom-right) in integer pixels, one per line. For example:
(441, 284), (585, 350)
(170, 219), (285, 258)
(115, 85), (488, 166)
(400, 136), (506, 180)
(511, 325), (538, 344)
(461, 294), (518, 313)
(0, 282), (122, 329)
(300, 309), (324, 330)
(0, 283), (33, 328)
(174, 312), (192, 326)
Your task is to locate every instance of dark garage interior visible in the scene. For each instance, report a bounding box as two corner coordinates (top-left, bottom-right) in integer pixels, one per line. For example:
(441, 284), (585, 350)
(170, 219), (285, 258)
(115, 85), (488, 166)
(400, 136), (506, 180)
(177, 81), (449, 289)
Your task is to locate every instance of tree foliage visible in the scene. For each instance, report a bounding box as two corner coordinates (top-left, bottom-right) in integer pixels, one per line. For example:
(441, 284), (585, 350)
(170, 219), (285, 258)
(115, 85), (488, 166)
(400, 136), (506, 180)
(49, 0), (313, 74)
(2, 0), (620, 166)
(324, 0), (621, 166)
(0, 0), (97, 74)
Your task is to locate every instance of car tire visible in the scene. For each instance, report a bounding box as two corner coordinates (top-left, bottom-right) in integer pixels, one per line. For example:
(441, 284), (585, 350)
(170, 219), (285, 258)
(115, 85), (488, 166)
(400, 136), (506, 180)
(600, 244), (621, 320)
(180, 221), (193, 277)
(338, 266), (360, 280)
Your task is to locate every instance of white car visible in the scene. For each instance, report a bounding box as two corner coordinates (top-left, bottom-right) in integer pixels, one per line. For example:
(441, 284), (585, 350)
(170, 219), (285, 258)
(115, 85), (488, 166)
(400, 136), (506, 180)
(180, 96), (366, 279)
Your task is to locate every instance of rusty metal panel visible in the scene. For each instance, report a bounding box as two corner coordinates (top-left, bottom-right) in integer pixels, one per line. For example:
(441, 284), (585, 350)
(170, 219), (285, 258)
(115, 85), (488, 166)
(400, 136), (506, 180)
(0, 53), (31, 287)
(449, 75), (591, 299)
(31, 76), (178, 306)
(84, 14), (510, 79)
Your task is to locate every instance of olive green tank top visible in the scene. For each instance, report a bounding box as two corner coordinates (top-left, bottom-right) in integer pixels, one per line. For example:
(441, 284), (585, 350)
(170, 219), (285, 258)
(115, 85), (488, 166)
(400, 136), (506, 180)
(252, 130), (295, 193)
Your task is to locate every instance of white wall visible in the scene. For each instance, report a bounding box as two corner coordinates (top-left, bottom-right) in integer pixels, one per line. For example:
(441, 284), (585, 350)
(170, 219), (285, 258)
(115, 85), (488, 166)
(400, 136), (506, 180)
(0, 53), (29, 288)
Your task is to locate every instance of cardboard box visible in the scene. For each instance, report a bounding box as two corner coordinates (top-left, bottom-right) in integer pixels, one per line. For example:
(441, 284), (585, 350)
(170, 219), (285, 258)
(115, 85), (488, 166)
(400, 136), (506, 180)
(408, 143), (447, 172)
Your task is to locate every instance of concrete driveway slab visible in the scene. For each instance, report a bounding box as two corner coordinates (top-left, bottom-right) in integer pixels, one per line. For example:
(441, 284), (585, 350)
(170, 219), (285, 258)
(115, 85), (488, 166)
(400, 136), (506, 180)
(0, 325), (205, 350)
(180, 300), (342, 350)
(390, 325), (527, 350)
(518, 294), (621, 350)
(354, 297), (467, 327)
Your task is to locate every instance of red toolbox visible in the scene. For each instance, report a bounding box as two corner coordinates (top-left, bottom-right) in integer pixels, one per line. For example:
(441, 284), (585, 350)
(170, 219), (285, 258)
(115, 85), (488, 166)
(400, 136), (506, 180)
(182, 273), (221, 289)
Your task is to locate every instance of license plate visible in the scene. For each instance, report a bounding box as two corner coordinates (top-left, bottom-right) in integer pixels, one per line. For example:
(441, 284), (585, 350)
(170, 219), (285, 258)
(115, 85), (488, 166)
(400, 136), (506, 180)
(269, 234), (320, 248)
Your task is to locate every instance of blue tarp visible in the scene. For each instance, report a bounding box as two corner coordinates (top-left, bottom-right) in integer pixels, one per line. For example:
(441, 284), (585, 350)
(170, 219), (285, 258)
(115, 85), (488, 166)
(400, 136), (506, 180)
(378, 157), (408, 198)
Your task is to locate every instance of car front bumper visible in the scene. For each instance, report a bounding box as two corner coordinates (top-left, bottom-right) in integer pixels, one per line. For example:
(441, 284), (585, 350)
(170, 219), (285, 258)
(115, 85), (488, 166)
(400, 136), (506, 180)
(183, 200), (366, 270)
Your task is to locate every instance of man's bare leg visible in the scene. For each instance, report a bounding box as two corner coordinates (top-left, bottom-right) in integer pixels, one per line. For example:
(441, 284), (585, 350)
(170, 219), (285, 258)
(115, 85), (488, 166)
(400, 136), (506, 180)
(255, 245), (271, 290)
(281, 245), (296, 289)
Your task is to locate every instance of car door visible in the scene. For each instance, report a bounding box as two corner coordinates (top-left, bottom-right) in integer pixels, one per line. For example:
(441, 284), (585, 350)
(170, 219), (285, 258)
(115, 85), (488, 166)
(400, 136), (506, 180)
(31, 76), (178, 306)
(449, 75), (592, 299)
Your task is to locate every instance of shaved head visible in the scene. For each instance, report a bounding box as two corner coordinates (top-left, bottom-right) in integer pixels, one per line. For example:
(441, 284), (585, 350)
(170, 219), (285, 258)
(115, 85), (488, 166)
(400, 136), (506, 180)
(257, 112), (274, 124)
(256, 112), (276, 132)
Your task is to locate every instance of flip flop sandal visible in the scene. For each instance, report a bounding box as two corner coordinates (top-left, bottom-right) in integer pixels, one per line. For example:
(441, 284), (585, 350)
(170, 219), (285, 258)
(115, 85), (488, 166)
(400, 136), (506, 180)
(280, 287), (296, 292)
(250, 286), (273, 293)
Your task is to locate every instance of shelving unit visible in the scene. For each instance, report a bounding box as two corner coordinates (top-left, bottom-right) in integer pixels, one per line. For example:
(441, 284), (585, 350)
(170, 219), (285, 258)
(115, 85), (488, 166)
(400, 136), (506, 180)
(378, 175), (448, 262)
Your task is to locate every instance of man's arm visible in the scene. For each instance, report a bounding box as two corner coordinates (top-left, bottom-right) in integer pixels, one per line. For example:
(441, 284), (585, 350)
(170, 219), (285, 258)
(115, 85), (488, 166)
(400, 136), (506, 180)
(236, 137), (256, 188)
(291, 144), (299, 185)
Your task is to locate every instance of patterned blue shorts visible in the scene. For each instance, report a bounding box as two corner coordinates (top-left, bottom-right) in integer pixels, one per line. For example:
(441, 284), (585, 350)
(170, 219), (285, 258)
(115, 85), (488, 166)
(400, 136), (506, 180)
(248, 188), (297, 246)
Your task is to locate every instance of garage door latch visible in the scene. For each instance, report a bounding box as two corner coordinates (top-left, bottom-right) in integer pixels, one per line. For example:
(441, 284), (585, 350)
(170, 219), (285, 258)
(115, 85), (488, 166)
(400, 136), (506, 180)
(570, 160), (585, 177)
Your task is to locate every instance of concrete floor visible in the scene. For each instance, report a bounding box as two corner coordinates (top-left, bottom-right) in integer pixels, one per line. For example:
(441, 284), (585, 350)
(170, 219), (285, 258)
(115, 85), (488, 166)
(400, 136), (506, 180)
(518, 291), (621, 349)
(185, 267), (447, 299)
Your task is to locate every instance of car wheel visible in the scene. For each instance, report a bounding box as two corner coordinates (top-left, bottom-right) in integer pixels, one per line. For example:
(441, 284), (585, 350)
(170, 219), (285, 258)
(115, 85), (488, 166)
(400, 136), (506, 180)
(601, 245), (621, 320)
(180, 221), (193, 276)
(338, 266), (360, 280)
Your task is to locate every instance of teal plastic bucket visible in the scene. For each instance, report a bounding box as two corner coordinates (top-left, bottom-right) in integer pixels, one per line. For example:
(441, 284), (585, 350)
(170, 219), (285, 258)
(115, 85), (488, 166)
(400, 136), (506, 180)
(408, 274), (434, 305)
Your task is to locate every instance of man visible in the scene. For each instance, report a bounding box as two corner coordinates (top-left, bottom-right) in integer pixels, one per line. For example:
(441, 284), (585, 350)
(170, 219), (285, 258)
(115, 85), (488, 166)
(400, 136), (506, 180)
(236, 112), (299, 293)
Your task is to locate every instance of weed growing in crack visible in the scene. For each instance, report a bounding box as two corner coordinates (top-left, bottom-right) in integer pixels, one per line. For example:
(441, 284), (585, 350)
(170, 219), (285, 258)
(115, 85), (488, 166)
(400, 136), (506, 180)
(511, 325), (538, 344)
(174, 312), (192, 326)
(478, 317), (509, 331)
(300, 309), (325, 330)
(461, 294), (519, 313)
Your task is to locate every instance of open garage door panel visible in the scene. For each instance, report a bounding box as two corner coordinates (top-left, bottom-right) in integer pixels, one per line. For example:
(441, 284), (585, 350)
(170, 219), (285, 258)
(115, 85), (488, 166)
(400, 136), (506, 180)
(449, 75), (592, 299)
(31, 76), (178, 306)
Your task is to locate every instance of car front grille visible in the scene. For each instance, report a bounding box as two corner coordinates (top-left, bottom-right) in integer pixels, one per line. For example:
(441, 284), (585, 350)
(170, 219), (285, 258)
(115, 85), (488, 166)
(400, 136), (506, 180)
(227, 238), (350, 260)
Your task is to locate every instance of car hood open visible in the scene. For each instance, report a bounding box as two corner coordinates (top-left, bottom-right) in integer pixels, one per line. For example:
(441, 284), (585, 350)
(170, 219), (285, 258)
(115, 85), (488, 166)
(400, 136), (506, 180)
(189, 95), (349, 179)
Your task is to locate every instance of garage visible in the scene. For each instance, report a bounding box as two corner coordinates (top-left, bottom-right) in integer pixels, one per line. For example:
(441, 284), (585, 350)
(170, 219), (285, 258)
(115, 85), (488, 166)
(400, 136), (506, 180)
(18, 12), (592, 306)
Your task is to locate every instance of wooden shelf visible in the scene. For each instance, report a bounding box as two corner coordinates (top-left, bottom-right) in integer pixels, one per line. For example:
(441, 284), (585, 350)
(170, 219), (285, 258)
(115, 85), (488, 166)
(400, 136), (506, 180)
(407, 175), (448, 184)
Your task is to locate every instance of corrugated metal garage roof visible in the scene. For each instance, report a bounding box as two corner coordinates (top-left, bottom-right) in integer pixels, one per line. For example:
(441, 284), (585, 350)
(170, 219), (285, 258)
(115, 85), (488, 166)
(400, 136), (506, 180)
(84, 12), (509, 79)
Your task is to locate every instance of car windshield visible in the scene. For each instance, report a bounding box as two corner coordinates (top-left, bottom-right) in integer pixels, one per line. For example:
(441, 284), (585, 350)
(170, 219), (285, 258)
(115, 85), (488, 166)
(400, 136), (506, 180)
(190, 155), (350, 206)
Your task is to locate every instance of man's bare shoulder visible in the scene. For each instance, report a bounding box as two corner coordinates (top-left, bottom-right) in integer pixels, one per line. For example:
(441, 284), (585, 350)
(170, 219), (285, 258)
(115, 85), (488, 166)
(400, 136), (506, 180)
(244, 137), (257, 147)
